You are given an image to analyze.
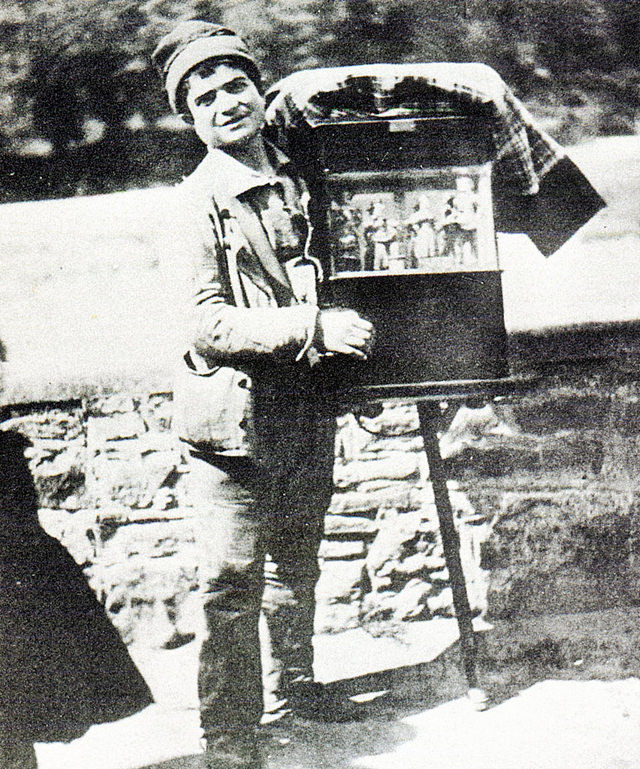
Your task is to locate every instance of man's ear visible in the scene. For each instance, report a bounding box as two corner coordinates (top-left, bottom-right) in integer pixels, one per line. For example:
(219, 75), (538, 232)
(179, 112), (194, 126)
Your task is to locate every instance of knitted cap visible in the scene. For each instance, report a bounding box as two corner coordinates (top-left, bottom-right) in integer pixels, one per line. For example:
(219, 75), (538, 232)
(152, 20), (260, 113)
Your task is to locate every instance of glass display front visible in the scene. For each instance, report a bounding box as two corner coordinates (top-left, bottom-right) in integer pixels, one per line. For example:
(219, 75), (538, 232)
(326, 164), (498, 276)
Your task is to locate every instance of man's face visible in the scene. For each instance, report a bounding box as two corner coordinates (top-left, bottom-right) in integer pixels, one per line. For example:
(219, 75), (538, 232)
(184, 63), (265, 151)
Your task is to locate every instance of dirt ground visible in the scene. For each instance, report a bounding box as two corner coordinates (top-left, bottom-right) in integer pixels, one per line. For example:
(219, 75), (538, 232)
(34, 609), (640, 769)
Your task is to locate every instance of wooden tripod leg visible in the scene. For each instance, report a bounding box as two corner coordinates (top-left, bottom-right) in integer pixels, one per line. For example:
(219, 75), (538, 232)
(417, 401), (484, 702)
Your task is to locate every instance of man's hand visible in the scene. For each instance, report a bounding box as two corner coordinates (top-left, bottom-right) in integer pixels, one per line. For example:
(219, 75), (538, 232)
(316, 308), (374, 359)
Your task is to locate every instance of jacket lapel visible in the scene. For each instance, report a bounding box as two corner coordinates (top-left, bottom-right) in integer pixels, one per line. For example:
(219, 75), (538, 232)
(191, 152), (295, 304)
(224, 195), (293, 299)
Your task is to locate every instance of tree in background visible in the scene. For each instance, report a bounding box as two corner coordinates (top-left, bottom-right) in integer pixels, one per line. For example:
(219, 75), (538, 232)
(0, 0), (637, 189)
(0, 2), (34, 152)
(466, 0), (640, 138)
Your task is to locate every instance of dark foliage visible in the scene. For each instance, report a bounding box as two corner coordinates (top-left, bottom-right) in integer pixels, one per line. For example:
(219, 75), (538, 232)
(0, 0), (637, 200)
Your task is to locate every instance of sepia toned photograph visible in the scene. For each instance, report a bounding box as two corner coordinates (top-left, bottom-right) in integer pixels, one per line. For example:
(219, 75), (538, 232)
(0, 2), (638, 769)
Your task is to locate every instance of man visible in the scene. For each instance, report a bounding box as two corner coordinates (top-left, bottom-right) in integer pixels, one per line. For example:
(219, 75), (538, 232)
(152, 20), (373, 769)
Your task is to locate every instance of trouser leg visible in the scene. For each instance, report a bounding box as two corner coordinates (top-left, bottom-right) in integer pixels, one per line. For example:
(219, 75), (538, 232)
(261, 415), (336, 699)
(185, 452), (265, 742)
(262, 511), (325, 696)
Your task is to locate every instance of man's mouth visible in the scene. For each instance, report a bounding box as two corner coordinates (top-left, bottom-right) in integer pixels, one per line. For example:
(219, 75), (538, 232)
(221, 113), (249, 128)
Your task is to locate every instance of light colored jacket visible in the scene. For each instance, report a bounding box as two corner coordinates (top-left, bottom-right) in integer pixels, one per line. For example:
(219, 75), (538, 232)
(166, 143), (328, 458)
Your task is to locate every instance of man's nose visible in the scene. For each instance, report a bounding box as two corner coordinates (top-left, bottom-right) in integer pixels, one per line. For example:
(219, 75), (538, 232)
(216, 90), (241, 113)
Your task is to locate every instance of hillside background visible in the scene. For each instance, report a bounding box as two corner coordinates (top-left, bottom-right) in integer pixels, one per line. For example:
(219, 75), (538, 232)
(0, 0), (638, 203)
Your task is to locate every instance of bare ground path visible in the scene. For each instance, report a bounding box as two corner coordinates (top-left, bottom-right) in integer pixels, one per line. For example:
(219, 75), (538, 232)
(34, 610), (640, 769)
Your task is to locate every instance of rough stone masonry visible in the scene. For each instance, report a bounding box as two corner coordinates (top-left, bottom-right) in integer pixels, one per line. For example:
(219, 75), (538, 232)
(4, 333), (640, 652)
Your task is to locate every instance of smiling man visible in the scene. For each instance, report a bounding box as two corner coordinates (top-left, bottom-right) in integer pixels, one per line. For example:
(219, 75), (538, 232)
(185, 64), (265, 149)
(152, 20), (373, 769)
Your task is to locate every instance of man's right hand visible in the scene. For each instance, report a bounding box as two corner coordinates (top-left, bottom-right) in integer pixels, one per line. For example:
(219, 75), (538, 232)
(316, 308), (374, 359)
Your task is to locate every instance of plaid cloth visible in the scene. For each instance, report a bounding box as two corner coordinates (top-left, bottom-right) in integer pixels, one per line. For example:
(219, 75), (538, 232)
(265, 63), (565, 196)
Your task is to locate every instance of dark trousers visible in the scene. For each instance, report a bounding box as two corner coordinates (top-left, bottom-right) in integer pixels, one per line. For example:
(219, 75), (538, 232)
(185, 417), (335, 741)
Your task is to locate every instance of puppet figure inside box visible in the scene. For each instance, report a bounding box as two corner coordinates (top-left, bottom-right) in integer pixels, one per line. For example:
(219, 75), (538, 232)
(327, 165), (497, 275)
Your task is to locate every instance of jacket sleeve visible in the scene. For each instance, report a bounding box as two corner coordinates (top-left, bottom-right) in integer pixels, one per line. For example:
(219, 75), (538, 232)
(193, 303), (318, 362)
(170, 183), (319, 369)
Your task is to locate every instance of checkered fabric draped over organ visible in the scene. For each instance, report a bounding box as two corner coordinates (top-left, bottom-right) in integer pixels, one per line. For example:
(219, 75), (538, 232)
(264, 63), (605, 394)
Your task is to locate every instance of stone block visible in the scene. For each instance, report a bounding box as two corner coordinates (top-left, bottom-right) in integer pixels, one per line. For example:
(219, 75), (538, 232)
(394, 552), (432, 579)
(90, 446), (179, 509)
(324, 514), (378, 538)
(508, 392), (610, 434)
(88, 394), (136, 415)
(91, 456), (151, 508)
(106, 578), (199, 648)
(547, 487), (630, 523)
(426, 586), (454, 617)
(423, 554), (447, 571)
(315, 601), (361, 635)
(367, 435), (424, 455)
(30, 438), (87, 508)
(360, 590), (396, 624)
(87, 412), (146, 444)
(134, 429), (179, 453)
(393, 578), (433, 621)
(38, 507), (98, 566)
(485, 566), (634, 620)
(482, 492), (635, 619)
(445, 439), (542, 478)
(96, 544), (199, 647)
(539, 435), (604, 475)
(31, 438), (82, 477)
(482, 495), (571, 571)
(334, 452), (420, 488)
(139, 392), (174, 432)
(360, 578), (432, 625)
(371, 403), (420, 435)
(429, 567), (450, 583)
(612, 396), (640, 437)
(3, 409), (84, 441)
(439, 403), (518, 461)
(316, 559), (365, 604)
(318, 540), (366, 560)
(358, 454), (421, 483)
(601, 432), (640, 483)
(96, 518), (196, 561)
(330, 482), (423, 516)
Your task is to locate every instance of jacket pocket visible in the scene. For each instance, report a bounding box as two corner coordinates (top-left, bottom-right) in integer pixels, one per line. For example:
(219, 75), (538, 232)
(172, 364), (253, 452)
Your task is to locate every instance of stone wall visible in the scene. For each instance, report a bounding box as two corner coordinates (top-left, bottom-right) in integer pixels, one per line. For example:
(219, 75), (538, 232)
(3, 322), (640, 649)
(1, 392), (488, 648)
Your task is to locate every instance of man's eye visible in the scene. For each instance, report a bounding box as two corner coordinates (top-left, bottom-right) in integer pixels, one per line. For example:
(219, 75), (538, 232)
(196, 94), (216, 107)
(225, 79), (249, 94)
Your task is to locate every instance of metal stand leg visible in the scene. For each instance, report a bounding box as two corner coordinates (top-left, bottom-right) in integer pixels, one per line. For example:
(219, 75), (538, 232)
(417, 401), (486, 707)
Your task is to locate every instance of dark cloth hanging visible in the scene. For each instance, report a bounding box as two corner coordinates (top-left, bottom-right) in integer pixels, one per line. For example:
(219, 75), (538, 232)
(0, 428), (153, 744)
